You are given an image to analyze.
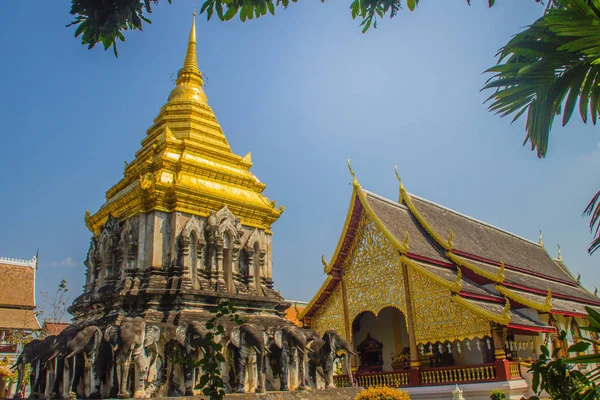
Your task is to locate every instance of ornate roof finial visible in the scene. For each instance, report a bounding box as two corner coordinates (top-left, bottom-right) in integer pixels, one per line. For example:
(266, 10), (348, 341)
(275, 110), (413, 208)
(557, 244), (562, 261)
(501, 297), (511, 322)
(168, 9), (207, 104)
(538, 230), (543, 246)
(577, 273), (581, 284)
(453, 268), (463, 292)
(347, 159), (359, 188)
(447, 230), (454, 250)
(394, 165), (405, 203)
(321, 255), (329, 272)
(498, 261), (505, 283)
(594, 287), (598, 297)
(544, 288), (552, 310)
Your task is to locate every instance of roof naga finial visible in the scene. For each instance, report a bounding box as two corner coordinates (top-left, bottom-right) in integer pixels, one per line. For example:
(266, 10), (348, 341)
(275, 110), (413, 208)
(447, 230), (454, 250)
(394, 165), (405, 203)
(347, 159), (359, 188)
(501, 297), (511, 323)
(453, 268), (463, 292)
(594, 287), (598, 297)
(538, 230), (543, 246)
(557, 244), (562, 261)
(544, 288), (552, 310)
(498, 261), (505, 283)
(321, 255), (329, 272)
(577, 273), (581, 284)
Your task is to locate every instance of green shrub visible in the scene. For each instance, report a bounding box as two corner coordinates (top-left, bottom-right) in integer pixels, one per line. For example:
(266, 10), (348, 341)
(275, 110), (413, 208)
(490, 389), (506, 400)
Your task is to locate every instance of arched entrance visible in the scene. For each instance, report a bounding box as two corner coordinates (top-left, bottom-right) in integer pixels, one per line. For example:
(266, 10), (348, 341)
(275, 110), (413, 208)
(352, 307), (410, 373)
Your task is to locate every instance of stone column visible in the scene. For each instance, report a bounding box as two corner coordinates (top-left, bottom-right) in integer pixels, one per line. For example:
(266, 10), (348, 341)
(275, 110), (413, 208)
(400, 262), (420, 386)
(492, 326), (511, 381)
(247, 250), (257, 296)
(215, 243), (226, 292)
(179, 235), (193, 290)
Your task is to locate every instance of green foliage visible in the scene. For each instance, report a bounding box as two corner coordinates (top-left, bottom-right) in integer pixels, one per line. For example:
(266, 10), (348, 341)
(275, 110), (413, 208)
(483, 0), (600, 254)
(483, 0), (600, 159)
(194, 301), (244, 400)
(68, 0), (548, 56)
(490, 389), (506, 400)
(524, 312), (600, 400)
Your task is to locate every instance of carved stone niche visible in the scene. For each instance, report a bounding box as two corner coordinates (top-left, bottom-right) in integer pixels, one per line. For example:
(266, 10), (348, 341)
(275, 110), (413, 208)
(118, 219), (138, 276)
(177, 216), (207, 290)
(243, 228), (267, 297)
(96, 214), (122, 287)
(84, 238), (98, 292)
(207, 207), (245, 293)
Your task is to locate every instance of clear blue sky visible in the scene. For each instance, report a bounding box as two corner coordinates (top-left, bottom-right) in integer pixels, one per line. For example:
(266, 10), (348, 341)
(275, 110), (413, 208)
(0, 1), (598, 313)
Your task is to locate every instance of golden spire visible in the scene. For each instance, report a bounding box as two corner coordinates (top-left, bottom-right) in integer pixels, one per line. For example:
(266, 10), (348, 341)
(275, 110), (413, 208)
(557, 244), (562, 261)
(538, 230), (543, 246)
(168, 9), (207, 104)
(184, 8), (198, 70)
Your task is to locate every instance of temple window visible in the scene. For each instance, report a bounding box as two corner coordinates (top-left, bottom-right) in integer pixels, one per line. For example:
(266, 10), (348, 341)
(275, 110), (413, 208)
(239, 250), (248, 276)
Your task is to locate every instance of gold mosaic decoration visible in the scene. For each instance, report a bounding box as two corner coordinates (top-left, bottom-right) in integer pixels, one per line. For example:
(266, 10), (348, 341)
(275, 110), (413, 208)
(311, 284), (346, 338)
(409, 269), (491, 344)
(343, 213), (407, 335)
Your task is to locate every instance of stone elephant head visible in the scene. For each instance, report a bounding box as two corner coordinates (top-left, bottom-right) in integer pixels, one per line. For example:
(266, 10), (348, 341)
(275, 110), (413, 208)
(229, 323), (269, 393)
(105, 317), (161, 399)
(307, 329), (355, 389)
(268, 325), (311, 391)
(174, 321), (215, 396)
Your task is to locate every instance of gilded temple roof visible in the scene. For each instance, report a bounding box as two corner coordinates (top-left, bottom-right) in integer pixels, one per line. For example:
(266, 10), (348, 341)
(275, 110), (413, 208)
(86, 13), (283, 234)
(301, 166), (600, 330)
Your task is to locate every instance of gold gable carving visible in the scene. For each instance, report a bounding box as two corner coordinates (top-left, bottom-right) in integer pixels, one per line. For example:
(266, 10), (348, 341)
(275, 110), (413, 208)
(343, 213), (408, 335)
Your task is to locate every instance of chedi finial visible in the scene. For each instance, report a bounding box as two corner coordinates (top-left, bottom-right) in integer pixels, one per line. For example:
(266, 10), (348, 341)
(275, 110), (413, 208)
(538, 230), (543, 246)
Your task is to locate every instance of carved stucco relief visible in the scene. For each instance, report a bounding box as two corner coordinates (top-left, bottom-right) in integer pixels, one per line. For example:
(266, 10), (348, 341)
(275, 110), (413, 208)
(311, 284), (345, 339)
(409, 270), (491, 344)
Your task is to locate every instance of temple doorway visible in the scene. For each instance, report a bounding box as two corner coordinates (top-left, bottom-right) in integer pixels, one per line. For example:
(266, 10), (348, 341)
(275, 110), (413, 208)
(352, 307), (410, 373)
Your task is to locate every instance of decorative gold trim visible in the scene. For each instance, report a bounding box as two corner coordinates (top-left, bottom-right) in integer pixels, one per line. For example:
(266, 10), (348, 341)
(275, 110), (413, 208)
(452, 295), (511, 326)
(397, 179), (453, 251)
(446, 252), (505, 283)
(495, 285), (552, 313)
(400, 255), (462, 293)
(298, 275), (333, 320)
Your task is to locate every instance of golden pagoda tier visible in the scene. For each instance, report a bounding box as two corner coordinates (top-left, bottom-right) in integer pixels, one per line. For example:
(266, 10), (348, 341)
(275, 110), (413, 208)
(85, 14), (283, 236)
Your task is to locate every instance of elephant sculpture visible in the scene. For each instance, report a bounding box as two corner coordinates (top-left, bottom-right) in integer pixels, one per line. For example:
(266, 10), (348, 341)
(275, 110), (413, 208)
(174, 321), (215, 396)
(307, 329), (355, 389)
(230, 323), (268, 393)
(61, 326), (103, 398)
(13, 338), (52, 398)
(105, 317), (161, 398)
(268, 325), (316, 391)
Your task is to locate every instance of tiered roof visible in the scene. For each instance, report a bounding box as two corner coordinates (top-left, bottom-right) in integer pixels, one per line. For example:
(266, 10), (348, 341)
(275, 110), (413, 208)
(85, 13), (283, 235)
(300, 165), (600, 333)
(0, 256), (40, 331)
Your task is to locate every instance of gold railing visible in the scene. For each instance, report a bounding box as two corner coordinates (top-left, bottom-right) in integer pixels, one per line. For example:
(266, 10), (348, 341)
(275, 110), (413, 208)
(509, 362), (522, 379)
(356, 371), (410, 388)
(420, 364), (496, 384)
(333, 374), (351, 387)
